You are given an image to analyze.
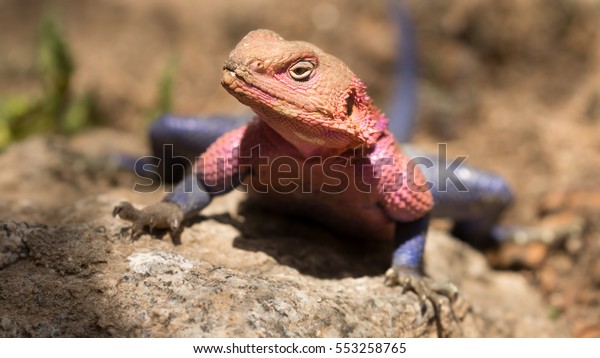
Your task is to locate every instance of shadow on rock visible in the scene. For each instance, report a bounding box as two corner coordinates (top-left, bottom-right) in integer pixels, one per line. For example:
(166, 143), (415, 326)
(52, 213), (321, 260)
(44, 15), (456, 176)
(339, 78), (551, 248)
(202, 201), (393, 279)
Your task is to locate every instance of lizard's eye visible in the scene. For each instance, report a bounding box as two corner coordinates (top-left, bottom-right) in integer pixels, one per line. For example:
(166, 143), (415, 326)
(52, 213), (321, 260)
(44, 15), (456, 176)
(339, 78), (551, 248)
(288, 61), (315, 81)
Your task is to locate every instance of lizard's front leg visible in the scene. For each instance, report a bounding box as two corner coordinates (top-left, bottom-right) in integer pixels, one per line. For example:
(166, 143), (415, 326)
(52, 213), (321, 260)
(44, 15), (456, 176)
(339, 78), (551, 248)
(114, 123), (254, 239)
(113, 173), (212, 239)
(384, 215), (460, 336)
(372, 135), (458, 333)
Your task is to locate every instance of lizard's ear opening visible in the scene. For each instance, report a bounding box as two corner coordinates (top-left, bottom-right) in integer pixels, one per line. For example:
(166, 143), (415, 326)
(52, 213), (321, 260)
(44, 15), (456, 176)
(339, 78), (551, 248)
(344, 77), (388, 146)
(344, 87), (365, 124)
(345, 92), (355, 118)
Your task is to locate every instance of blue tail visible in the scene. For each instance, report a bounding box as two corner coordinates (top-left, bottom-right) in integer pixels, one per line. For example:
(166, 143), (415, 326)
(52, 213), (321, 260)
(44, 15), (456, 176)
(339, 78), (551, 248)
(386, 0), (418, 143)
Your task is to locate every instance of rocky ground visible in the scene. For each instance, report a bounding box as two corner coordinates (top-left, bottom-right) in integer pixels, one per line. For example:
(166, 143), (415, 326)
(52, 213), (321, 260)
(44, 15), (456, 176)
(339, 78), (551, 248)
(1, 0), (599, 337)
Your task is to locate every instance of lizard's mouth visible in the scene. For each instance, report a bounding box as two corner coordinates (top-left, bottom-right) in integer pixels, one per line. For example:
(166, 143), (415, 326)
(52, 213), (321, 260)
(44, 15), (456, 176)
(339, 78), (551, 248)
(221, 69), (246, 93)
(221, 69), (239, 90)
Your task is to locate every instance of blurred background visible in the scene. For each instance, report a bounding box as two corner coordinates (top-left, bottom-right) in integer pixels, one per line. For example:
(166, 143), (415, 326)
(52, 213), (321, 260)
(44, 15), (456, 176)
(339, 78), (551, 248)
(1, 0), (599, 336)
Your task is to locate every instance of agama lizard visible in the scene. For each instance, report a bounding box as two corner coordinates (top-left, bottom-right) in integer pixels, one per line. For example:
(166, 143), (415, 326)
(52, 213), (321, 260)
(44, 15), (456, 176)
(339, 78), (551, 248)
(114, 7), (513, 316)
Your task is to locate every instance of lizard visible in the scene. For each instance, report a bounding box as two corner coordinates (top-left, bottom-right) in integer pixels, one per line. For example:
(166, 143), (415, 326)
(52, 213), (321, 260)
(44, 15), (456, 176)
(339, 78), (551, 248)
(113, 5), (513, 328)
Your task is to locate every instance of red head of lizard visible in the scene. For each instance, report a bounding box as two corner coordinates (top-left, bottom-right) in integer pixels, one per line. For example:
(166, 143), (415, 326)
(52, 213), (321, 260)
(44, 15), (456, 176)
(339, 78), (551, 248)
(221, 29), (388, 156)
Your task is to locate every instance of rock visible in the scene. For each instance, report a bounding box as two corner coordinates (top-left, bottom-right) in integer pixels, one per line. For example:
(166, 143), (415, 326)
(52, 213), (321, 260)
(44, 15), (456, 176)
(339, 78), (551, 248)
(0, 196), (563, 337)
(0, 131), (567, 337)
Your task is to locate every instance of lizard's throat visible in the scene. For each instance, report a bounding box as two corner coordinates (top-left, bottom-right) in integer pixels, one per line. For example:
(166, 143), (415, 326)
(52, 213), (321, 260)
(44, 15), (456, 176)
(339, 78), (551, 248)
(252, 106), (360, 157)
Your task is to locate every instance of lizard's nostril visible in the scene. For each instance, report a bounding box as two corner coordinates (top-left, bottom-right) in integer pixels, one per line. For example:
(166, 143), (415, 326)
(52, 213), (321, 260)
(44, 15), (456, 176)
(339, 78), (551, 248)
(249, 60), (265, 72)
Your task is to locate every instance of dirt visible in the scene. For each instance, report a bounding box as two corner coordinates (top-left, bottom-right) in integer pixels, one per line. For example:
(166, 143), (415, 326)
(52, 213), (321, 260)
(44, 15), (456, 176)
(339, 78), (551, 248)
(1, 0), (599, 337)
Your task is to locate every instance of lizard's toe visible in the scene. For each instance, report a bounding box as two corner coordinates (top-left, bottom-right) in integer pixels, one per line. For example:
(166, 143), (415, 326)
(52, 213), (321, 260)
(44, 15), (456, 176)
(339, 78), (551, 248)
(113, 201), (140, 221)
(113, 201), (184, 239)
(385, 266), (459, 336)
(385, 267), (457, 299)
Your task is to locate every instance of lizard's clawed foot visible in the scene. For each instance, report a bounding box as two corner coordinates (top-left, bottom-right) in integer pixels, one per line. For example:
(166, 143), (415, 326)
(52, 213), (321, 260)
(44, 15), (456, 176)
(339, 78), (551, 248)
(385, 266), (459, 336)
(113, 201), (184, 240)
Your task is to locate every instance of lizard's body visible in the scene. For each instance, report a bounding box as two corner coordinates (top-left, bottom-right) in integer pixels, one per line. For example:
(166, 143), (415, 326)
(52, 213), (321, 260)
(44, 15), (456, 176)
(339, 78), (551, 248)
(201, 119), (426, 242)
(115, 12), (513, 320)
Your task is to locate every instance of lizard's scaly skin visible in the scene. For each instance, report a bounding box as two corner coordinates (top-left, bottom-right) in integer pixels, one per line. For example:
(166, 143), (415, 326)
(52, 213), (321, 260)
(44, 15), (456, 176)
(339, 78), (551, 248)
(196, 124), (250, 194)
